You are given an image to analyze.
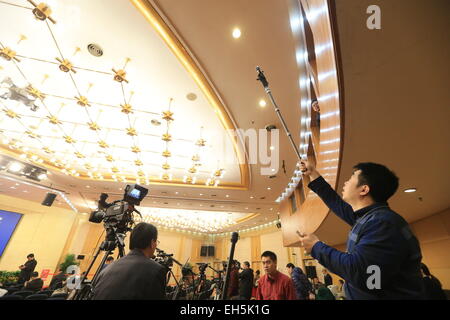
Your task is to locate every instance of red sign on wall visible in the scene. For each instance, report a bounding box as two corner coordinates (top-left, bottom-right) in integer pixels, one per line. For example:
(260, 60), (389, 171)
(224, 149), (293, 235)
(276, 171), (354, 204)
(40, 269), (50, 281)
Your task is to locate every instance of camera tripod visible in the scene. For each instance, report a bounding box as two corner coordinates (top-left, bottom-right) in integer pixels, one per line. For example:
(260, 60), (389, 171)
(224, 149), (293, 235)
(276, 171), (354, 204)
(69, 225), (127, 300)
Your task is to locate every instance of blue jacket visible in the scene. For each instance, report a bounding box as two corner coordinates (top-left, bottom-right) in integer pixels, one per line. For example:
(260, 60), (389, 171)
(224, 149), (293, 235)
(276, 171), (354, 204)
(309, 176), (424, 300)
(291, 267), (312, 299)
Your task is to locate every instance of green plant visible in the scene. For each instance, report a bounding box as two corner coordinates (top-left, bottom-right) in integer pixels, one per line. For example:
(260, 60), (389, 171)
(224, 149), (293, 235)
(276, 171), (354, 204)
(59, 254), (79, 273)
(0, 271), (20, 284)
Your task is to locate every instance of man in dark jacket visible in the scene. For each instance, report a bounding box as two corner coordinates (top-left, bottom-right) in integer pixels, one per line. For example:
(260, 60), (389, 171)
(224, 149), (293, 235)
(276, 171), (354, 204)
(239, 261), (254, 299)
(18, 253), (37, 284)
(286, 263), (312, 300)
(49, 268), (67, 290)
(92, 223), (166, 300)
(298, 161), (424, 299)
(24, 271), (43, 292)
(322, 269), (333, 287)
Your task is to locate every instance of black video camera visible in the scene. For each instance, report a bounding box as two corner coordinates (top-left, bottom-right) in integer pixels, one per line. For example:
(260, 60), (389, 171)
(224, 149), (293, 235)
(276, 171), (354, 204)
(89, 184), (148, 228)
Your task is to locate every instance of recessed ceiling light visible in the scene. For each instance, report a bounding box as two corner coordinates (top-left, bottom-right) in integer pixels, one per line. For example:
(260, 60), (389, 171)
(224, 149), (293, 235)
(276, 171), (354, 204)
(259, 99), (267, 108)
(86, 186), (90, 188)
(175, 192), (179, 195)
(267, 187), (271, 190)
(232, 27), (241, 39)
(226, 195), (229, 198)
(404, 188), (417, 193)
(270, 146), (275, 151)
(250, 196), (254, 199)
(199, 193), (203, 196)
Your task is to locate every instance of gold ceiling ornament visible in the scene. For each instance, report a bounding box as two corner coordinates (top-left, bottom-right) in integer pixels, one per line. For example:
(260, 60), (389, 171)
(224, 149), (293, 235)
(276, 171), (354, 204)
(17, 34), (27, 45)
(137, 170), (145, 177)
(120, 103), (133, 114)
(162, 150), (171, 158)
(25, 130), (41, 139)
(183, 175), (196, 184)
(43, 147), (54, 154)
(55, 57), (76, 73)
(126, 127), (137, 136)
(196, 138), (206, 147)
(131, 146), (141, 153)
(0, 47), (20, 62)
(134, 159), (143, 166)
(105, 155), (114, 162)
(41, 74), (49, 85)
(111, 166), (120, 173)
(84, 163), (93, 170)
(214, 168), (225, 178)
(3, 109), (21, 119)
(27, 0), (56, 24)
(162, 163), (170, 170)
(162, 110), (174, 122)
(75, 96), (90, 107)
(98, 140), (109, 149)
(74, 152), (85, 159)
(26, 85), (46, 100)
(162, 133), (172, 142)
(47, 115), (61, 125)
(192, 154), (200, 162)
(161, 173), (171, 181)
(112, 68), (128, 83)
(63, 135), (76, 144)
(188, 166), (197, 174)
(87, 121), (101, 131)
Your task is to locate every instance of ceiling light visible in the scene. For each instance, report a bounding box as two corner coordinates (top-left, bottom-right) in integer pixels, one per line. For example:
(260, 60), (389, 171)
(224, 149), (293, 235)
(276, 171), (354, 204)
(270, 146), (275, 151)
(37, 173), (47, 180)
(267, 187), (271, 190)
(8, 162), (23, 172)
(232, 28), (241, 39)
(226, 195), (229, 198)
(404, 188), (417, 193)
(259, 99), (267, 107)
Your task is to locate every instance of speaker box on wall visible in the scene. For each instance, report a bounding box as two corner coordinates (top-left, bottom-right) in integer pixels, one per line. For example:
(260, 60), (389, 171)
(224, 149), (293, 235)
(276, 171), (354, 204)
(42, 192), (57, 206)
(200, 246), (208, 257)
(207, 246), (215, 257)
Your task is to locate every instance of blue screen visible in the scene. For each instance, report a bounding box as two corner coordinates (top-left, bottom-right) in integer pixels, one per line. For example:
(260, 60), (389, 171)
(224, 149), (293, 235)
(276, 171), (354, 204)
(0, 210), (23, 257)
(129, 189), (141, 199)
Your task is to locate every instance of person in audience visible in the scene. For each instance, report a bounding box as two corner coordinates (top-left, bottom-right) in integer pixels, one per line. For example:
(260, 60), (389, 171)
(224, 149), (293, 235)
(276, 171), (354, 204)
(286, 263), (312, 300)
(420, 263), (446, 300)
(49, 268), (67, 290)
(239, 261), (254, 300)
(252, 269), (261, 299)
(100, 256), (114, 272)
(24, 271), (43, 292)
(18, 253), (37, 284)
(92, 222), (166, 300)
(311, 277), (324, 293)
(227, 260), (239, 299)
(256, 251), (296, 300)
(298, 160), (424, 299)
(322, 269), (333, 286)
(316, 286), (336, 300)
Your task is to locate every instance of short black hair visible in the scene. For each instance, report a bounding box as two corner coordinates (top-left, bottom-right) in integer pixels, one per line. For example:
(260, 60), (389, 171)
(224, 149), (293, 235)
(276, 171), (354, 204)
(31, 271), (39, 278)
(261, 251), (277, 262)
(243, 261), (250, 267)
(130, 222), (158, 250)
(106, 256), (114, 262)
(286, 263), (295, 269)
(353, 162), (399, 203)
(27, 253), (34, 258)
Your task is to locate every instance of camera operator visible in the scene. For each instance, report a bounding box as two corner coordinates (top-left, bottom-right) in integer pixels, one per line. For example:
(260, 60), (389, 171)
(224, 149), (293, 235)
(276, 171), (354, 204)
(239, 261), (254, 300)
(92, 222), (166, 300)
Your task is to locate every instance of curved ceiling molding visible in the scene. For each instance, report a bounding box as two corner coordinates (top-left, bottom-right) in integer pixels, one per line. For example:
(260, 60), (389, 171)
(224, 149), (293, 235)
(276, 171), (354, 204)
(279, 0), (343, 246)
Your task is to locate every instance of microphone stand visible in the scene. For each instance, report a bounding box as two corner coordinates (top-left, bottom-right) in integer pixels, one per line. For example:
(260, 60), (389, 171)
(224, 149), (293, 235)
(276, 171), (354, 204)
(221, 232), (239, 300)
(256, 66), (303, 161)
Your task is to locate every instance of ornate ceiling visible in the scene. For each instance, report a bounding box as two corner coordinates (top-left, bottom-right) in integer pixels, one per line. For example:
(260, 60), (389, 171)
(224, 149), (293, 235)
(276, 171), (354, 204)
(0, 0), (247, 190)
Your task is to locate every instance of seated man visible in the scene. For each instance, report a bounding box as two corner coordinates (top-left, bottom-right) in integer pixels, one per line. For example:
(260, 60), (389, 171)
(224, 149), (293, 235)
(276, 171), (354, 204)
(49, 268), (67, 290)
(256, 251), (296, 300)
(92, 222), (166, 300)
(24, 271), (43, 292)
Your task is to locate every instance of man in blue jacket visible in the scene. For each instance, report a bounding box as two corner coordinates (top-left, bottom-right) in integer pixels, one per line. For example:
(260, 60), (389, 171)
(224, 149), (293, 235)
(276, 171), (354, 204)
(298, 161), (424, 299)
(286, 263), (312, 300)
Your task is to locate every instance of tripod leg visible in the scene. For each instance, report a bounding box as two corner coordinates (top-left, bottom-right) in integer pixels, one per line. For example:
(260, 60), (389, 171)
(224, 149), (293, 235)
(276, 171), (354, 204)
(71, 245), (103, 300)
